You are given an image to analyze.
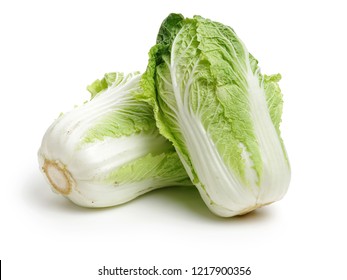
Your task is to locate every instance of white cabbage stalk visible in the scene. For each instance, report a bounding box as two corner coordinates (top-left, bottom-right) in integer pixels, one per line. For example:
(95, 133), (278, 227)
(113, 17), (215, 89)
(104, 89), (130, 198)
(38, 72), (191, 207)
(141, 14), (291, 217)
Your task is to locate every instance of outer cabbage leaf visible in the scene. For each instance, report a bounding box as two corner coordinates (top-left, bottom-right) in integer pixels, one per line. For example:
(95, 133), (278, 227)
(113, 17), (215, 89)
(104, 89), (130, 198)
(140, 14), (290, 217)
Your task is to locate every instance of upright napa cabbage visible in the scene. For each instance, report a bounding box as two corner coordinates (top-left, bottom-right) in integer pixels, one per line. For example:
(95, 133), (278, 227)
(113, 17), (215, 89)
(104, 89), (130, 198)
(38, 72), (191, 207)
(140, 14), (291, 217)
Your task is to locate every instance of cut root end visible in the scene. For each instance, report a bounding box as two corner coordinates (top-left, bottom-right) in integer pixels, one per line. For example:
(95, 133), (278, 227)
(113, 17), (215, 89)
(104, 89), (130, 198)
(42, 159), (74, 195)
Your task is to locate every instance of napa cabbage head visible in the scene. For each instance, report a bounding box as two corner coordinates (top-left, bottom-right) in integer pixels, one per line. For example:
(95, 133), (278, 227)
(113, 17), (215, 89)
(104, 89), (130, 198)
(140, 14), (291, 217)
(38, 72), (191, 207)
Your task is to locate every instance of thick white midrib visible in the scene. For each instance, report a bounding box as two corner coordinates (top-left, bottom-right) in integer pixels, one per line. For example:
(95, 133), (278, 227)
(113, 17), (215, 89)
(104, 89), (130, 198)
(64, 75), (141, 142)
(42, 92), (130, 163)
(39, 76), (147, 173)
(217, 28), (289, 203)
(170, 59), (256, 212)
(182, 113), (257, 206)
(59, 74), (140, 134)
(245, 66), (290, 203)
(69, 131), (168, 182)
(42, 75), (141, 162)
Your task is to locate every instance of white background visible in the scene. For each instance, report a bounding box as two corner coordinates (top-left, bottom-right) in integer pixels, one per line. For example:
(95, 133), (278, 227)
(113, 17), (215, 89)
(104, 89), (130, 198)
(1, 0), (346, 279)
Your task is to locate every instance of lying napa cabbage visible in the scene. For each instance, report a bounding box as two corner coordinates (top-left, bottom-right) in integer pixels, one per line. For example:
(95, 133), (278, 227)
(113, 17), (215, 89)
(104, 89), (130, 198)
(140, 14), (291, 217)
(38, 72), (192, 207)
